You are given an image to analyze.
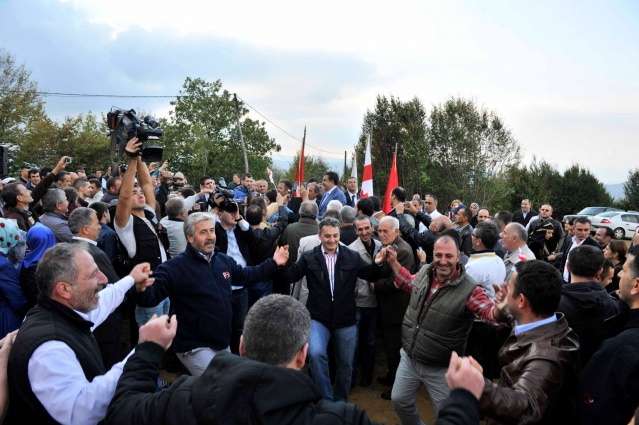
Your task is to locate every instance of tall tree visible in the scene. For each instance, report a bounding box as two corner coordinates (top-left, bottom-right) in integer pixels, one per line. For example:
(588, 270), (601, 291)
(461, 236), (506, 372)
(161, 77), (280, 183)
(426, 97), (521, 209)
(354, 95), (429, 201)
(282, 152), (331, 183)
(0, 49), (46, 173)
(552, 164), (613, 219)
(622, 169), (639, 211)
(12, 112), (110, 172)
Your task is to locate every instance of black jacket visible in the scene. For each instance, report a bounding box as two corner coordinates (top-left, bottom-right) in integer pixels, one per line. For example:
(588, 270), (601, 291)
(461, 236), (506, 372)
(578, 309), (639, 425)
(251, 205), (288, 264)
(512, 209), (538, 227)
(106, 344), (374, 425)
(215, 221), (256, 266)
(437, 389), (480, 425)
(277, 245), (381, 329)
(559, 236), (602, 278)
(398, 212), (436, 263)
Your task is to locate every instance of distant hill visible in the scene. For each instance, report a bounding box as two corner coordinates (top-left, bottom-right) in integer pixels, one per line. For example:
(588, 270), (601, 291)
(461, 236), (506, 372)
(605, 183), (625, 201)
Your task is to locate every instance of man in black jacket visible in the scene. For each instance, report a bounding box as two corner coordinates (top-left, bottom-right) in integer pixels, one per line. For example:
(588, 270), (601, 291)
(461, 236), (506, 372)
(276, 218), (384, 402)
(511, 199), (538, 228)
(106, 294), (375, 425)
(558, 245), (619, 367)
(245, 198), (288, 307)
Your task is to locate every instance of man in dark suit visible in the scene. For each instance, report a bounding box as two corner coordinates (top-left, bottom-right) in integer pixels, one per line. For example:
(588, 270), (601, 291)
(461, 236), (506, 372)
(317, 171), (347, 219)
(215, 199), (257, 354)
(374, 215), (415, 400)
(558, 216), (602, 282)
(511, 199), (538, 227)
(276, 217), (383, 402)
(344, 176), (360, 208)
(68, 207), (124, 369)
(386, 186), (407, 218)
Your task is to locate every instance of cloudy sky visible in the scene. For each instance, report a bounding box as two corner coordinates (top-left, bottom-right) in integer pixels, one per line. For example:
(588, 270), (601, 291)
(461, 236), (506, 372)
(1, 0), (637, 183)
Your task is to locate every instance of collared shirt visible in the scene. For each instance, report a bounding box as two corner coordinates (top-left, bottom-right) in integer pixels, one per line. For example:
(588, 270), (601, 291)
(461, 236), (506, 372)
(563, 236), (588, 282)
(225, 224), (248, 290)
(28, 276), (135, 425)
(71, 235), (97, 246)
(321, 246), (339, 300)
(514, 313), (557, 335)
(394, 266), (503, 327)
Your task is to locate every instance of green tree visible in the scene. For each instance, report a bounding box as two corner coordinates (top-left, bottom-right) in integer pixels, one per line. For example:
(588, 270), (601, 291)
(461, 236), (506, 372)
(426, 97), (521, 210)
(0, 49), (46, 173)
(12, 112), (110, 172)
(623, 169), (639, 210)
(282, 151), (331, 183)
(161, 77), (280, 183)
(354, 95), (429, 200)
(551, 164), (613, 219)
(503, 157), (563, 213)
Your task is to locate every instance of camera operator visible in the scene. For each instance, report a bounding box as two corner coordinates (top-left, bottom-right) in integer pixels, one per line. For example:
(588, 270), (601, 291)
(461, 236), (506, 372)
(114, 138), (170, 326)
(214, 193), (257, 355)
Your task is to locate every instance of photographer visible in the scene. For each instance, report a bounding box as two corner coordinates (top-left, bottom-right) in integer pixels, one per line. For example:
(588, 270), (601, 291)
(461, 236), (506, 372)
(114, 138), (170, 326)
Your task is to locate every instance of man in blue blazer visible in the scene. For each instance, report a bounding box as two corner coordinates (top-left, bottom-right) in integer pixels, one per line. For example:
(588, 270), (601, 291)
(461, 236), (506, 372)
(317, 171), (347, 219)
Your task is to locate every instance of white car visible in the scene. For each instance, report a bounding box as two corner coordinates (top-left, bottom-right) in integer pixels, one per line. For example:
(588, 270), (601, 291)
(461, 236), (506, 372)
(591, 212), (639, 240)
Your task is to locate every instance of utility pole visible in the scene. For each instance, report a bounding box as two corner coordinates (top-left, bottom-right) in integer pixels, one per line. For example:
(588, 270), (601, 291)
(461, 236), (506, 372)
(233, 93), (250, 173)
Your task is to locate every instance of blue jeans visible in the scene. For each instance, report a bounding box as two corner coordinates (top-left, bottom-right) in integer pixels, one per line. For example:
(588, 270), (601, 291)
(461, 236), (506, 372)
(230, 288), (248, 354)
(135, 297), (170, 327)
(308, 320), (357, 402)
(353, 307), (377, 382)
(248, 280), (272, 309)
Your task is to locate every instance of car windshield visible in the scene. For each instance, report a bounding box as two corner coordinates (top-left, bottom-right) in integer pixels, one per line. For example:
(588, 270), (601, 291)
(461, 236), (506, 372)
(578, 207), (605, 215)
(596, 212), (619, 218)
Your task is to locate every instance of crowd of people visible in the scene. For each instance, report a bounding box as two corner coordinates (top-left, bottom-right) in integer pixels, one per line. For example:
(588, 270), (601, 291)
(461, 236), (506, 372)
(0, 139), (638, 424)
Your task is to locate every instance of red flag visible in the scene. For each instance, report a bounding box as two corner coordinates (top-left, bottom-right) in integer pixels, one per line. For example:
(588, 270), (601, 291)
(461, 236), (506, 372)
(382, 152), (398, 214)
(360, 134), (373, 198)
(293, 127), (306, 196)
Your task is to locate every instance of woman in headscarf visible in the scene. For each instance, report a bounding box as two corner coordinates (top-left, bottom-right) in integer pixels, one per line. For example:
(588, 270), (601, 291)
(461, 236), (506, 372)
(0, 218), (27, 338)
(19, 223), (56, 310)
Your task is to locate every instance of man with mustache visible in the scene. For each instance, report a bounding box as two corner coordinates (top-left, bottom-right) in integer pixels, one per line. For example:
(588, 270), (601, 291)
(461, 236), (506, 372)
(131, 212), (290, 377)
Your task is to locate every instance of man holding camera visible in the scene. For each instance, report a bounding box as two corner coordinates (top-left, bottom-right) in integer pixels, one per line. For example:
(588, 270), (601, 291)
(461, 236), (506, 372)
(115, 138), (171, 326)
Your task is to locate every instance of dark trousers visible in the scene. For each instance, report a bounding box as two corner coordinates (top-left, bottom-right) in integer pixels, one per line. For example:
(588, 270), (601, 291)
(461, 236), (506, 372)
(382, 323), (402, 383)
(248, 280), (272, 309)
(353, 306), (377, 381)
(230, 288), (248, 354)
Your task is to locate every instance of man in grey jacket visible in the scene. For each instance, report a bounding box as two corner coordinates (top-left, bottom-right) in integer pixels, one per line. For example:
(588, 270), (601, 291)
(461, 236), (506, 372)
(349, 215), (382, 387)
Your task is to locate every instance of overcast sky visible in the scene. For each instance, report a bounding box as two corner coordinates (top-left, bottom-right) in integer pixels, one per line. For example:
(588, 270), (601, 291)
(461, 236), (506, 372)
(1, 0), (637, 183)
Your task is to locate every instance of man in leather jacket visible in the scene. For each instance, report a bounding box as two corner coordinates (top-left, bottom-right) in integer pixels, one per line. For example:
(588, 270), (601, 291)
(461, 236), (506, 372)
(479, 260), (580, 424)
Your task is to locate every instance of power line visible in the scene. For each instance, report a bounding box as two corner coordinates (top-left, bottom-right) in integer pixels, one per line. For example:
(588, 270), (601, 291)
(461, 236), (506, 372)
(236, 95), (343, 156)
(1, 89), (347, 156)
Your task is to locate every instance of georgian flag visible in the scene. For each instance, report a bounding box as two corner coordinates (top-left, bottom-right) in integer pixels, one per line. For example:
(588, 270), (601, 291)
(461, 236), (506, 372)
(360, 134), (373, 198)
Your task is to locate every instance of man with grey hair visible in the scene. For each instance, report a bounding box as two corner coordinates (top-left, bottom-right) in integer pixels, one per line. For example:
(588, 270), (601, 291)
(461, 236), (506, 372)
(279, 200), (319, 267)
(6, 242), (155, 425)
(106, 294), (374, 424)
(276, 217), (384, 402)
(375, 215), (415, 400)
(339, 205), (358, 245)
(69, 207), (126, 368)
(40, 188), (73, 242)
(132, 212), (289, 377)
(307, 182), (322, 206)
(159, 197), (189, 257)
(501, 222), (536, 281)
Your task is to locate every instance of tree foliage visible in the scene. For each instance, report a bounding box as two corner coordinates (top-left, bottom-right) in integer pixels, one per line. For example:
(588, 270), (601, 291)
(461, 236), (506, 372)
(0, 49), (46, 173)
(282, 151), (331, 183)
(161, 77), (280, 183)
(623, 169), (639, 210)
(11, 112), (110, 173)
(354, 95), (428, 198)
(426, 97), (521, 209)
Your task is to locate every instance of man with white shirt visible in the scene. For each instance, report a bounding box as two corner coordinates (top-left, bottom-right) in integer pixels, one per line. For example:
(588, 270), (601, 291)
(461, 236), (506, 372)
(512, 199), (538, 228)
(6, 242), (154, 425)
(424, 194), (442, 218)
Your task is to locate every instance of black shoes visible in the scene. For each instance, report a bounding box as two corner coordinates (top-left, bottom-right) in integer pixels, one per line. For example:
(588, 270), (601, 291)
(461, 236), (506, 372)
(381, 389), (392, 400)
(376, 375), (394, 387)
